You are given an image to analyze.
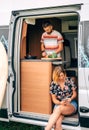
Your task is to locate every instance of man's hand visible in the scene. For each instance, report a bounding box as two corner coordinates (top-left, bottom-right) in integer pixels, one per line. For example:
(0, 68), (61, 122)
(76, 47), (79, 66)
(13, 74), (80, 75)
(42, 51), (47, 57)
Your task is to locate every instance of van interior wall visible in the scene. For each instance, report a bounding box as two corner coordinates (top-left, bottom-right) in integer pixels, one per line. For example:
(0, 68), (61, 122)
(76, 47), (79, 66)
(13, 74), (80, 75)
(64, 33), (78, 77)
(26, 18), (62, 59)
(63, 32), (78, 59)
(20, 21), (27, 59)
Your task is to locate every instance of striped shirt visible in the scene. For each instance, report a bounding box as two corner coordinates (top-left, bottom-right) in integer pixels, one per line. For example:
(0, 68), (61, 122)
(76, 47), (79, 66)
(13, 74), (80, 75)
(41, 30), (64, 57)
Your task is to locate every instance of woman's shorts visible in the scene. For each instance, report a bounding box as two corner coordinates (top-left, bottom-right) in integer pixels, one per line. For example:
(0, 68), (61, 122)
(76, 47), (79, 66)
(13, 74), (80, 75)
(70, 100), (78, 112)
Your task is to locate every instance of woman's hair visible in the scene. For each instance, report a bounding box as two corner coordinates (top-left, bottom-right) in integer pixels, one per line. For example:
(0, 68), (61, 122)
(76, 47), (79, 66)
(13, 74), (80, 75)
(52, 66), (66, 83)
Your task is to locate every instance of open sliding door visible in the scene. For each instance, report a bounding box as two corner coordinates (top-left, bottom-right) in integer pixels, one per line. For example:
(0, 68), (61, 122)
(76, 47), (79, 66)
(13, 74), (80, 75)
(79, 21), (89, 128)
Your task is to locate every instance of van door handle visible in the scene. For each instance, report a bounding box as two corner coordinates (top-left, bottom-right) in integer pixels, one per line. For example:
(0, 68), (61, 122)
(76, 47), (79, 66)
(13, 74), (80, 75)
(80, 106), (89, 113)
(7, 74), (13, 83)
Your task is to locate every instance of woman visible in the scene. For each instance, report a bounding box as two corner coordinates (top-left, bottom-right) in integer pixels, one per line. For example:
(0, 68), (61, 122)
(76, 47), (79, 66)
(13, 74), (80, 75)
(45, 66), (77, 130)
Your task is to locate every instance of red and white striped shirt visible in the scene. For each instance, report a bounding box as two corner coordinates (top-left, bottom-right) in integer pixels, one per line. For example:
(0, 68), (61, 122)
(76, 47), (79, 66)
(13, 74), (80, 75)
(41, 30), (63, 57)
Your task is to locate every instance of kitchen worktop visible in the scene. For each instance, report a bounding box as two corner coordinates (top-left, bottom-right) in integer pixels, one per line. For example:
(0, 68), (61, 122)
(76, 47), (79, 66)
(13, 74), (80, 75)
(21, 58), (68, 66)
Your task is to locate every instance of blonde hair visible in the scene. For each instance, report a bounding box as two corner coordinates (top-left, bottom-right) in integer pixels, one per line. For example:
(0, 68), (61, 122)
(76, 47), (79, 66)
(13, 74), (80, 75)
(52, 66), (66, 83)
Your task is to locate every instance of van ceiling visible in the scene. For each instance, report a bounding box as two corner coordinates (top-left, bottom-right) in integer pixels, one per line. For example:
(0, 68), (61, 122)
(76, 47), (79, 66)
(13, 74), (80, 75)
(57, 13), (78, 21)
(24, 13), (78, 24)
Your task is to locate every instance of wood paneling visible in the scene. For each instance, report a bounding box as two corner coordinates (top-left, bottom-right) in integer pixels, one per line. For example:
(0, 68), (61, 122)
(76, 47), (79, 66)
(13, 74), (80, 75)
(20, 21), (27, 59)
(20, 61), (52, 114)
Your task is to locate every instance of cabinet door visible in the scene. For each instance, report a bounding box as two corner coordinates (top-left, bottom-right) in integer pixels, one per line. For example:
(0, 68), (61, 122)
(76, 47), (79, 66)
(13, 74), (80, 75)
(20, 61), (52, 114)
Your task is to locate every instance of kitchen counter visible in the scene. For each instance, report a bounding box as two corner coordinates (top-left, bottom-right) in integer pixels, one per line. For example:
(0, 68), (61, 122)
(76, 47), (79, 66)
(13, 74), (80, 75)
(21, 58), (69, 66)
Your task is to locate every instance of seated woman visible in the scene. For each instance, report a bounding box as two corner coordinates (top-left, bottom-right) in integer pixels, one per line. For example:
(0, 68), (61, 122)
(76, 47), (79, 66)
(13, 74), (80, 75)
(45, 66), (78, 130)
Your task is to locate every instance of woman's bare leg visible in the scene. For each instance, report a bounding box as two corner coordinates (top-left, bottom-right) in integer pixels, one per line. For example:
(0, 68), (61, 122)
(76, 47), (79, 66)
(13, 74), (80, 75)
(60, 104), (75, 115)
(54, 115), (64, 130)
(45, 106), (61, 130)
(45, 104), (75, 130)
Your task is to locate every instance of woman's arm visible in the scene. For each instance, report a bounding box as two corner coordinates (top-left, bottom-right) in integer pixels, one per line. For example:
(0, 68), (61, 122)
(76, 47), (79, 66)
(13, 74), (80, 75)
(67, 89), (77, 103)
(71, 89), (77, 101)
(51, 94), (61, 105)
(67, 77), (77, 102)
(51, 94), (69, 106)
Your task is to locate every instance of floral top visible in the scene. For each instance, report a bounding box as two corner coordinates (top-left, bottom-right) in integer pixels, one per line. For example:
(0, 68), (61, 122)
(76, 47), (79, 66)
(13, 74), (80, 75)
(50, 77), (77, 101)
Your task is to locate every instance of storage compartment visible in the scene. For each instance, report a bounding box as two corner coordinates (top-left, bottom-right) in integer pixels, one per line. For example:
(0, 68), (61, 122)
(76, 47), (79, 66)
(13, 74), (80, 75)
(20, 61), (52, 114)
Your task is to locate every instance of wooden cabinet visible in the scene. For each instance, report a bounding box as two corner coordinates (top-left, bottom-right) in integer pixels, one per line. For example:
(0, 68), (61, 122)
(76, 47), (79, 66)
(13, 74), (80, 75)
(20, 61), (52, 114)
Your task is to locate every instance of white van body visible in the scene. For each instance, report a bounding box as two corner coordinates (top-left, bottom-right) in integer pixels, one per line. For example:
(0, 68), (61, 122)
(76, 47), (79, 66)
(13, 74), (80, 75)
(0, 0), (89, 130)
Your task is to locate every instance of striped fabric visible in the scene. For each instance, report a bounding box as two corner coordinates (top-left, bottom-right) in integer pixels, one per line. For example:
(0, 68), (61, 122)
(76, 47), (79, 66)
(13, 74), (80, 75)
(41, 30), (63, 56)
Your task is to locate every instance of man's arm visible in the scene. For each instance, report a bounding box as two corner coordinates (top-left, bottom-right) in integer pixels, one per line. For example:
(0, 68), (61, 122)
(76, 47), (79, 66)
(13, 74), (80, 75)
(41, 42), (45, 51)
(55, 42), (63, 54)
(41, 42), (47, 57)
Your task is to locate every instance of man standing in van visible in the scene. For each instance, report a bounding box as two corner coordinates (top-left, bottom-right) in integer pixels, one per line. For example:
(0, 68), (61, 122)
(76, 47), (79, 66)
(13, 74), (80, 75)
(41, 20), (64, 58)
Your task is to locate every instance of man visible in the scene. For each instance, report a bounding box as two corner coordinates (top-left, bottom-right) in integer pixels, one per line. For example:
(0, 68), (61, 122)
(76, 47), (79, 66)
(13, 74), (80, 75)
(41, 20), (64, 58)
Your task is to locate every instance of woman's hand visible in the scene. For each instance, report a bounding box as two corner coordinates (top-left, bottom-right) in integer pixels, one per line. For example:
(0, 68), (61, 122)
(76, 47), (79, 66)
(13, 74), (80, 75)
(61, 100), (68, 105)
(66, 98), (71, 103)
(61, 98), (71, 105)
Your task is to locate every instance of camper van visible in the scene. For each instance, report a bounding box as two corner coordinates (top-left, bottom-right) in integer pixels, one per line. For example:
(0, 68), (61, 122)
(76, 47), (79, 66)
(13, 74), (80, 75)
(0, 0), (89, 130)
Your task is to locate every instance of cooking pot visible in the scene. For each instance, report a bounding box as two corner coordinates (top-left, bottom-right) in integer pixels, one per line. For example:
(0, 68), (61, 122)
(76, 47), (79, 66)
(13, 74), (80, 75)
(25, 55), (37, 59)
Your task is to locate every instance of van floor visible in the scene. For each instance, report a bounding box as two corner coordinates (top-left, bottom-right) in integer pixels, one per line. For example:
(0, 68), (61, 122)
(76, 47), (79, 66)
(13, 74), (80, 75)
(63, 113), (79, 126)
